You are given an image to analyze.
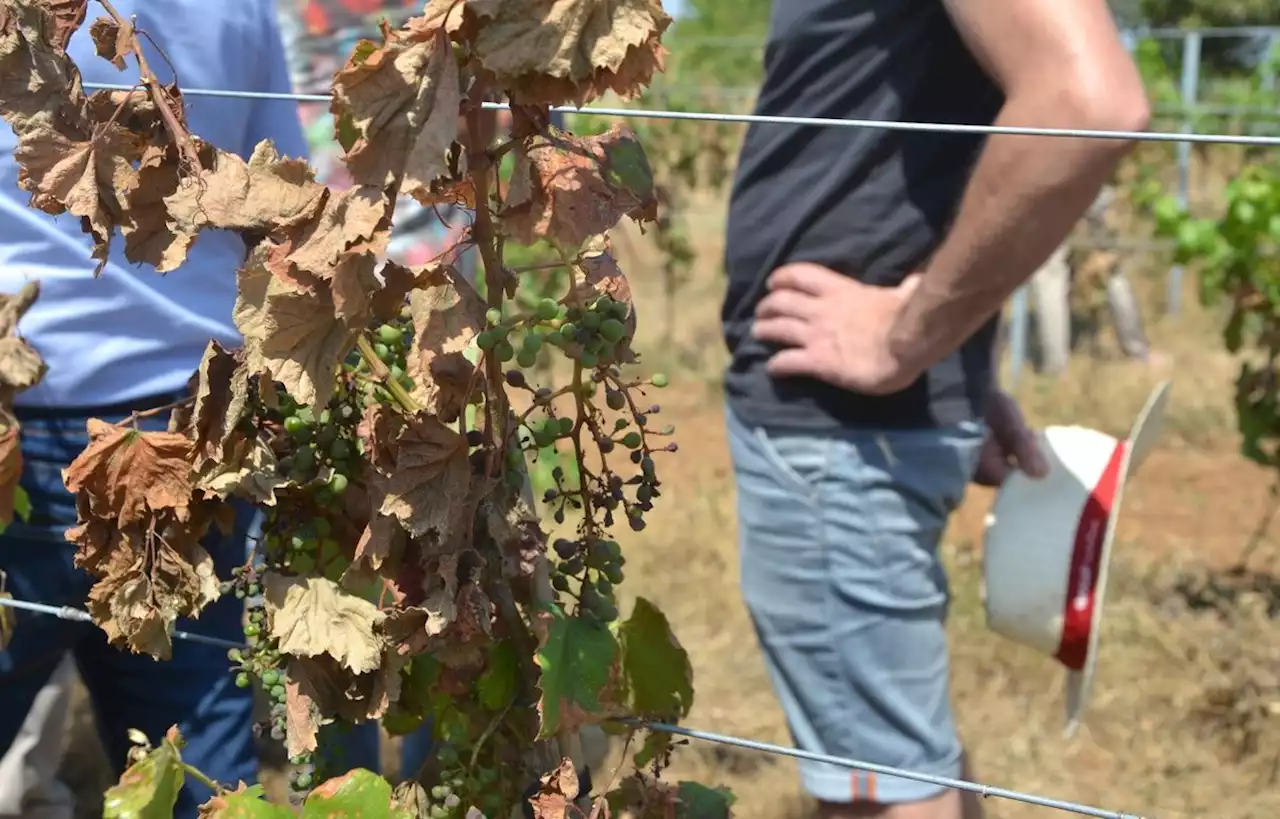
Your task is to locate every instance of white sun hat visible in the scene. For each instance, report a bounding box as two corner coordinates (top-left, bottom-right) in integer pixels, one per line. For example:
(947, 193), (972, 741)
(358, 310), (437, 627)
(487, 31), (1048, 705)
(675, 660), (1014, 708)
(981, 379), (1172, 735)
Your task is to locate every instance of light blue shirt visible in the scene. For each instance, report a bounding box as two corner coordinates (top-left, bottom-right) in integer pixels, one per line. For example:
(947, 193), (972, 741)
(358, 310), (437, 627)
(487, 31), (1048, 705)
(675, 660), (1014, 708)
(0, 0), (309, 408)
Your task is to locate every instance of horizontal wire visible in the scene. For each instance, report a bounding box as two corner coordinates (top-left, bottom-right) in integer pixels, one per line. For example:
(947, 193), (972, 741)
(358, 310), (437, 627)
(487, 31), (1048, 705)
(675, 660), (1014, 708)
(0, 594), (1146, 819)
(0, 595), (243, 651)
(82, 81), (1280, 148)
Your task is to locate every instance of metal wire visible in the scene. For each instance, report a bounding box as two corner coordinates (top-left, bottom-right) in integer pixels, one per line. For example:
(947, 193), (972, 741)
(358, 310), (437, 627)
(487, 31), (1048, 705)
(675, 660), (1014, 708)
(0, 595), (1148, 819)
(0, 595), (243, 651)
(80, 80), (1280, 148)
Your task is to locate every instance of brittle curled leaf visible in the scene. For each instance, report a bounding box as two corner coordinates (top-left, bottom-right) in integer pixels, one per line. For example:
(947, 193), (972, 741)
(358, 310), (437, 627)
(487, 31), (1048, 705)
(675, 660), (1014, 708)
(330, 20), (465, 205)
(503, 124), (657, 248)
(62, 420), (195, 528)
(264, 574), (387, 674)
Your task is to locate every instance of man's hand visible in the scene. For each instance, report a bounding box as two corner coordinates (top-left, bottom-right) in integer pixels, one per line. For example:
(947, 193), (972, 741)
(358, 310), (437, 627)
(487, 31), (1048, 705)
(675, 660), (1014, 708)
(751, 262), (923, 395)
(972, 389), (1049, 487)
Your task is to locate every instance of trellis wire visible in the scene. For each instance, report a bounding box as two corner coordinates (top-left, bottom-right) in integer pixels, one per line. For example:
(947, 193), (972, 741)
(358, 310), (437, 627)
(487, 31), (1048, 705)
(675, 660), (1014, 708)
(80, 81), (1280, 148)
(0, 595), (1149, 819)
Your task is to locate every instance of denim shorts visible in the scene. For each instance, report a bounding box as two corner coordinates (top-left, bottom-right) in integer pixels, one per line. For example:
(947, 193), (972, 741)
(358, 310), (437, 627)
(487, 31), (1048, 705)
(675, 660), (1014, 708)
(725, 404), (984, 804)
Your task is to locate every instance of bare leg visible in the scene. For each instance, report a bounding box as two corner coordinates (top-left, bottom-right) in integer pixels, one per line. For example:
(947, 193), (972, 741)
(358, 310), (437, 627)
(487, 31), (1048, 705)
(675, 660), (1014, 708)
(814, 753), (984, 819)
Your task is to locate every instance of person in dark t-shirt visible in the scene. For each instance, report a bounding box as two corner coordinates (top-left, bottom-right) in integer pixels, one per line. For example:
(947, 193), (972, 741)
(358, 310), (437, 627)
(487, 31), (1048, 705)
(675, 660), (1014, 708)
(721, 2), (1148, 818)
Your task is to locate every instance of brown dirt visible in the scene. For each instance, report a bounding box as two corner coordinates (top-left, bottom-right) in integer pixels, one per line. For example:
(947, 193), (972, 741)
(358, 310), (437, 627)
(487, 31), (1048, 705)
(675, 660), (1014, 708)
(49, 194), (1280, 819)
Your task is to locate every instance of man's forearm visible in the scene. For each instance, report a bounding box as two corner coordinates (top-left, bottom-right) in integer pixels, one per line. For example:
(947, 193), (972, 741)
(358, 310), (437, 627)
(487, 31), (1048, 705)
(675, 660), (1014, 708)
(889, 100), (1143, 373)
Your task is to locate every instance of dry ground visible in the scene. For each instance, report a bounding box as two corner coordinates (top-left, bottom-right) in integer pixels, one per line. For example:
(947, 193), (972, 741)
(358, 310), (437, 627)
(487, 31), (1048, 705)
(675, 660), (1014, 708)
(53, 196), (1280, 819)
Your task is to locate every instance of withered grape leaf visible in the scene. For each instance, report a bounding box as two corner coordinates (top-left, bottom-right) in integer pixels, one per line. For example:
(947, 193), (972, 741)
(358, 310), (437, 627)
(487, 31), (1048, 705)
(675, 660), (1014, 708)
(0, 336), (48, 394)
(264, 574), (386, 674)
(0, 427), (22, 528)
(234, 244), (359, 408)
(503, 124), (657, 248)
(198, 783), (293, 819)
(532, 602), (618, 738)
(164, 140), (325, 237)
(432, 0), (672, 106)
(530, 758), (578, 819)
(189, 340), (249, 466)
(102, 726), (185, 819)
(62, 420), (195, 528)
(380, 413), (471, 541)
(405, 273), (484, 421)
(330, 21), (462, 205)
(195, 435), (290, 507)
(88, 15), (135, 71)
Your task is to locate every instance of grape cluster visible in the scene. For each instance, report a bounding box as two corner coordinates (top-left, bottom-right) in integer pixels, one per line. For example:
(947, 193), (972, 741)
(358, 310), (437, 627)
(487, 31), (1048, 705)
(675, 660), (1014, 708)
(551, 536), (625, 623)
(345, 307), (416, 403)
(421, 746), (505, 819)
(275, 394), (363, 500)
(479, 294), (631, 370)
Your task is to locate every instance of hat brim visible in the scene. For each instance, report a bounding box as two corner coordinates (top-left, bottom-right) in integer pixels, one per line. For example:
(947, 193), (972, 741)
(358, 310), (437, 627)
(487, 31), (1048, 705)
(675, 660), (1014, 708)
(1063, 379), (1171, 735)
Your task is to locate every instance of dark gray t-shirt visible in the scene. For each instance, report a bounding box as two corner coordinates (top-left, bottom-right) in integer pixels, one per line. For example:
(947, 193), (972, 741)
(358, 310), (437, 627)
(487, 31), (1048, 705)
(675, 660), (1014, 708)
(721, 0), (1004, 430)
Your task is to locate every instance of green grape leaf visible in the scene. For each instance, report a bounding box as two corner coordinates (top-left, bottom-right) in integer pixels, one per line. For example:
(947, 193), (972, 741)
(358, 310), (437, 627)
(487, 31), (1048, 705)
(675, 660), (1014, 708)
(477, 641), (520, 710)
(533, 602), (619, 738)
(618, 597), (694, 721)
(199, 783), (293, 818)
(102, 728), (186, 819)
(13, 485), (29, 523)
(302, 769), (401, 818)
(676, 782), (736, 819)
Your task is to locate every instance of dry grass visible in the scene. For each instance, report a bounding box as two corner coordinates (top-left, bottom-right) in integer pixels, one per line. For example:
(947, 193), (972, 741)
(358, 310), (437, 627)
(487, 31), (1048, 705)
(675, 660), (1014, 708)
(51, 187), (1280, 819)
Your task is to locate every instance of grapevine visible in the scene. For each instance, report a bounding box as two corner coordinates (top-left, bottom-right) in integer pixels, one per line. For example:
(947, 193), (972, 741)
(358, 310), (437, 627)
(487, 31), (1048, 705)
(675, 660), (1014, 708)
(0, 1), (731, 817)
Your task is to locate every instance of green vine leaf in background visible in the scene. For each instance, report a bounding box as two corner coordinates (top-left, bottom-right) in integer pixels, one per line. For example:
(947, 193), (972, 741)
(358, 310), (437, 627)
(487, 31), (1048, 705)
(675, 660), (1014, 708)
(200, 784), (294, 819)
(103, 729), (187, 819)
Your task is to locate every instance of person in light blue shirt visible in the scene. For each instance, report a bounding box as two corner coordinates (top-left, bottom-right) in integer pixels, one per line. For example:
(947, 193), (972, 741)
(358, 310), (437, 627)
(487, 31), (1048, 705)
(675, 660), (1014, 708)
(0, 3), (308, 817)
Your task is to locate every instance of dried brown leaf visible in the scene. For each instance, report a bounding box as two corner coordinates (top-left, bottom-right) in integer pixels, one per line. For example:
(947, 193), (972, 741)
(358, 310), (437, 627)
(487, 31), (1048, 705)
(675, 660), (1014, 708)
(0, 337), (47, 395)
(189, 341), (249, 466)
(234, 244), (359, 408)
(0, 427), (22, 527)
(330, 21), (463, 204)
(62, 420), (195, 529)
(88, 15), (133, 70)
(426, 0), (671, 106)
(195, 435), (290, 506)
(264, 574), (385, 674)
(531, 758), (580, 819)
(405, 272), (485, 422)
(380, 413), (471, 542)
(164, 140), (325, 237)
(503, 124), (657, 248)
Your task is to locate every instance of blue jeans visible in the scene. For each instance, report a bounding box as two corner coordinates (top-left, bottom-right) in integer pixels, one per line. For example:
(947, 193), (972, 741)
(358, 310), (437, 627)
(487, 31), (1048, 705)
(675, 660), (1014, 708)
(725, 404), (984, 804)
(0, 392), (257, 818)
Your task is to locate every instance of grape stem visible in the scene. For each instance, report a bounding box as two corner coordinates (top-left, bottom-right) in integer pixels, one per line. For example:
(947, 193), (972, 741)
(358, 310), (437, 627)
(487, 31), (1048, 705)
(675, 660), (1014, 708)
(355, 334), (421, 413)
(181, 763), (221, 795)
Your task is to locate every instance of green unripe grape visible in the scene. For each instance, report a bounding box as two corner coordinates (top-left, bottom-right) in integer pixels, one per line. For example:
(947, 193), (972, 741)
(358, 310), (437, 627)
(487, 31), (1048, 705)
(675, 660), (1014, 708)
(604, 563), (624, 585)
(271, 684), (286, 700)
(431, 785), (452, 800)
(374, 342), (391, 360)
(243, 623), (260, 638)
(553, 574), (570, 592)
(563, 556), (584, 574)
(235, 672), (250, 688)
(517, 349), (538, 369)
(535, 298), (560, 321)
(261, 669), (281, 686)
(559, 321), (577, 338)
(228, 648), (243, 664)
(558, 417), (575, 436)
(603, 540), (622, 561)
(283, 416), (305, 435)
(294, 446), (315, 470)
(582, 311), (602, 330)
(477, 329), (498, 351)
(316, 425), (337, 447)
(494, 340), (515, 362)
(486, 307), (503, 326)
(328, 473), (349, 495)
(581, 585), (600, 607)
(330, 439), (351, 460)
(389, 363), (405, 381)
(597, 601), (619, 622)
(429, 806), (449, 819)
(377, 324), (404, 345)
(651, 372), (670, 388)
(295, 772), (313, 790)
(599, 318), (626, 343)
(522, 332), (543, 353)
(606, 390), (626, 411)
(579, 351), (598, 369)
(622, 432), (643, 449)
